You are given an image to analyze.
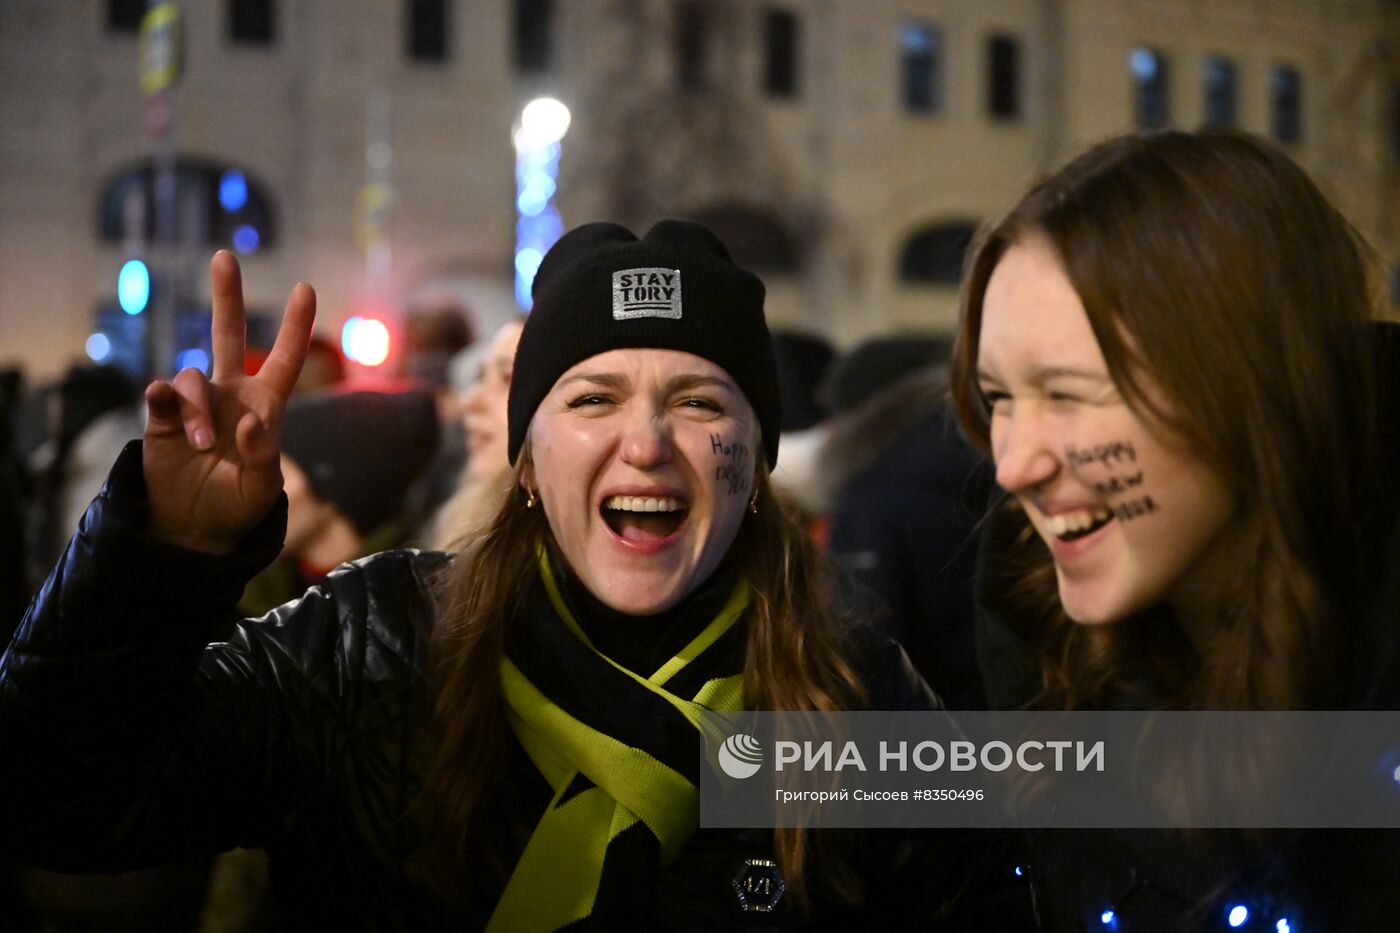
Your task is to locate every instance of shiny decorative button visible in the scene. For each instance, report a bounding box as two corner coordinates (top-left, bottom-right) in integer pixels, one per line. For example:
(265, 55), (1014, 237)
(732, 858), (785, 913)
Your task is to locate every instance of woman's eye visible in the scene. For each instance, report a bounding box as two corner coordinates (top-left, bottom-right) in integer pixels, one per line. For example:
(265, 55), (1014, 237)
(678, 397), (723, 413)
(566, 394), (612, 408)
(981, 389), (1011, 410)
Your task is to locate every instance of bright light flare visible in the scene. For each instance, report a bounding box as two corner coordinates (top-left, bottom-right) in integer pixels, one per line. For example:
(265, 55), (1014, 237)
(342, 316), (391, 367)
(118, 259), (150, 315)
(515, 97), (572, 149)
(85, 333), (112, 363)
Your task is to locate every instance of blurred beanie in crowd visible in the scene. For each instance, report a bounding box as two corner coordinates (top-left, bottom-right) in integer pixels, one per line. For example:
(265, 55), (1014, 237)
(280, 389), (440, 535)
(825, 335), (952, 414)
(771, 331), (834, 433)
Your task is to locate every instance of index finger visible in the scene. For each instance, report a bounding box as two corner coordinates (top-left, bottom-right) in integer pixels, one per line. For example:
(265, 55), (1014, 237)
(257, 281), (317, 399)
(210, 251), (247, 381)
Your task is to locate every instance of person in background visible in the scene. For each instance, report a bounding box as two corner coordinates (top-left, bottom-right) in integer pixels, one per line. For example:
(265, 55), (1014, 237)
(822, 337), (992, 710)
(767, 330), (835, 520)
(1, 368), (31, 640)
(400, 299), (478, 539)
(246, 333), (346, 393)
(237, 388), (440, 617)
(426, 319), (523, 550)
(950, 128), (1400, 930)
(29, 364), (141, 568)
(295, 334), (347, 393)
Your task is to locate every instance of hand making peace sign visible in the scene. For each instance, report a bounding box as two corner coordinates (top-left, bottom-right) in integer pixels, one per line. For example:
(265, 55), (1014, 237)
(143, 251), (316, 554)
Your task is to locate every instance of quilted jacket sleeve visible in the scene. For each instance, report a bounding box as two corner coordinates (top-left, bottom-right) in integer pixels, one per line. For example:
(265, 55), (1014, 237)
(0, 441), (367, 871)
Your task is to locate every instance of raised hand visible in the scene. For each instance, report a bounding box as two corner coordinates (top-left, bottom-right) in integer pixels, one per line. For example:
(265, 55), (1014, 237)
(143, 251), (316, 554)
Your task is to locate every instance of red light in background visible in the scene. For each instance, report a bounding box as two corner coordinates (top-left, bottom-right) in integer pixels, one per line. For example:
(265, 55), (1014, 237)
(342, 316), (391, 367)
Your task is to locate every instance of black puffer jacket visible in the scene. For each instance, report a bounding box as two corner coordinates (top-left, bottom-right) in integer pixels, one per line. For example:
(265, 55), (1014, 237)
(0, 442), (996, 931)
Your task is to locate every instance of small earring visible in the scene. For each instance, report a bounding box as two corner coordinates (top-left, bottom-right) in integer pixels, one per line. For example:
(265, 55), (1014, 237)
(748, 488), (759, 514)
(525, 488), (538, 509)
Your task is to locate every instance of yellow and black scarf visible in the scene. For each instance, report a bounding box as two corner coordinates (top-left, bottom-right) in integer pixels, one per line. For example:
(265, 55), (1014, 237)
(487, 549), (750, 931)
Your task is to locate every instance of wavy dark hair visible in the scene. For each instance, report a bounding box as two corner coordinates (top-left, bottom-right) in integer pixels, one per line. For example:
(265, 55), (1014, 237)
(418, 439), (869, 911)
(949, 129), (1381, 711)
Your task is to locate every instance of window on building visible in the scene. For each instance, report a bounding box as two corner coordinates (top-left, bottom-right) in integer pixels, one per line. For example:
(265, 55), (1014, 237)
(107, 0), (146, 32)
(98, 160), (277, 254)
(988, 34), (1022, 120)
(676, 1), (710, 90)
(686, 205), (801, 275)
(1131, 47), (1170, 129)
(1271, 64), (1303, 144)
(900, 21), (943, 115)
(1202, 55), (1237, 127)
(764, 8), (800, 99)
(407, 0), (449, 62)
(899, 221), (978, 285)
(229, 0), (274, 44)
(514, 0), (552, 74)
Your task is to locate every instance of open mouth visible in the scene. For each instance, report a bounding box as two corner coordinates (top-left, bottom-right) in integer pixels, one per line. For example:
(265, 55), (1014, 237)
(602, 494), (689, 543)
(1047, 508), (1113, 543)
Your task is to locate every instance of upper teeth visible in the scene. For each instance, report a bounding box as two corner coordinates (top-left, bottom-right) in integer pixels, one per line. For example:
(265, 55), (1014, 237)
(1047, 509), (1112, 537)
(604, 495), (685, 513)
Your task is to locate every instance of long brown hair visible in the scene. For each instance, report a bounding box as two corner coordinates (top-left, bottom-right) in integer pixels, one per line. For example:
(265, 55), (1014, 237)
(419, 445), (868, 909)
(949, 130), (1380, 711)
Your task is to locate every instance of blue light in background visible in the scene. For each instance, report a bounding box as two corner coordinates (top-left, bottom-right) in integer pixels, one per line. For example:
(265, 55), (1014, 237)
(1100, 909), (1116, 926)
(1227, 904), (1249, 927)
(233, 224), (260, 254)
(517, 175), (557, 216)
(175, 348), (209, 373)
(219, 170), (248, 212)
(1013, 866), (1024, 878)
(900, 22), (934, 54)
(118, 259), (150, 315)
(1130, 48), (1159, 81)
(1276, 920), (1291, 933)
(514, 247), (544, 308)
(85, 333), (111, 362)
(515, 137), (565, 309)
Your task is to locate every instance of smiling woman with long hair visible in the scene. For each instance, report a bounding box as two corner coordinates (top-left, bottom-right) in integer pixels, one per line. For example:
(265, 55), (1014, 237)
(0, 221), (975, 930)
(949, 129), (1400, 930)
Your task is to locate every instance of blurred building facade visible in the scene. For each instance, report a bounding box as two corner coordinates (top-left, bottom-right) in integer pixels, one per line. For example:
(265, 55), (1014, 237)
(3, 0), (1400, 380)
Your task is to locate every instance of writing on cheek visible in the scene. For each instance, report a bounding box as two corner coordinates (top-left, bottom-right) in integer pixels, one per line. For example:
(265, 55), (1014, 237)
(711, 434), (751, 496)
(1092, 471), (1144, 496)
(1066, 440), (1136, 469)
(1066, 440), (1157, 523)
(1113, 495), (1158, 522)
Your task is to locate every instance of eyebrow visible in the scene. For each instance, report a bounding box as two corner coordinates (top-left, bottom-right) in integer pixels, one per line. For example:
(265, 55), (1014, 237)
(976, 365), (1109, 385)
(555, 372), (738, 394)
(557, 372), (631, 390)
(667, 374), (737, 394)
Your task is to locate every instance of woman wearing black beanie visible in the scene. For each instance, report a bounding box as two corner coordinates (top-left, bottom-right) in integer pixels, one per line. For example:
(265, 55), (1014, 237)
(1, 222), (999, 930)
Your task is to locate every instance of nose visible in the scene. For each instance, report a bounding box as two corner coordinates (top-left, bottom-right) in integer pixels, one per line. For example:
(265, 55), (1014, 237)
(619, 408), (674, 470)
(992, 405), (1059, 493)
(462, 380), (487, 417)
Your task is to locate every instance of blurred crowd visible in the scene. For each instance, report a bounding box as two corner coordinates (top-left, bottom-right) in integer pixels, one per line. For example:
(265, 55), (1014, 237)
(1, 304), (989, 931)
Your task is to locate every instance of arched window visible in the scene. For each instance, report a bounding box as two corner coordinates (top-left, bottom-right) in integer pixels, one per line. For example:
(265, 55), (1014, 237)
(97, 159), (276, 254)
(685, 204), (801, 275)
(898, 220), (977, 285)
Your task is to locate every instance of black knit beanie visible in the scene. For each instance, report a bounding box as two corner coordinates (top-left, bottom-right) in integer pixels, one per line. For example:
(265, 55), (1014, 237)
(281, 389), (440, 535)
(507, 219), (780, 466)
